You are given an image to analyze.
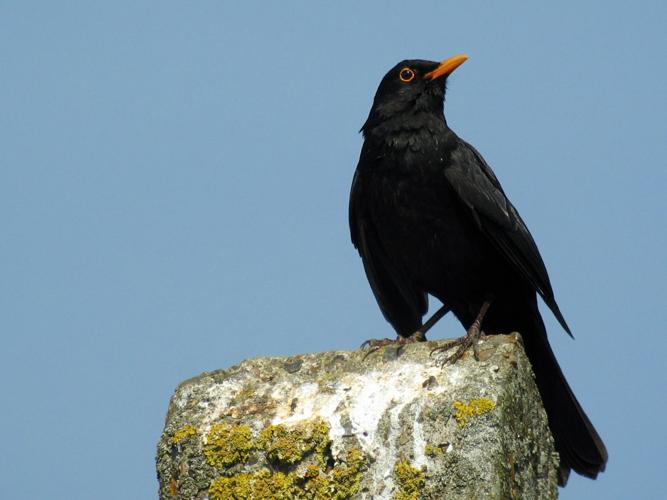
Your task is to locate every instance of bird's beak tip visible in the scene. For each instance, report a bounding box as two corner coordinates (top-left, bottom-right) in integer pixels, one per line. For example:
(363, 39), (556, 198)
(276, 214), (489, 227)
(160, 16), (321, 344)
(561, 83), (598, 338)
(424, 54), (469, 81)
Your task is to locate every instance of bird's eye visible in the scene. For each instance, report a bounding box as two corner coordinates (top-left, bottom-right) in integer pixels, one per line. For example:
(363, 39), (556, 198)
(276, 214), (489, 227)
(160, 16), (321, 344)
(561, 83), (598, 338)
(399, 67), (415, 83)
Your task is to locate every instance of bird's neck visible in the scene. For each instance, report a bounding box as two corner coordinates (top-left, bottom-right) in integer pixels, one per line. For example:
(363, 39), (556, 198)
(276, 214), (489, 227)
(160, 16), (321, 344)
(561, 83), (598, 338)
(363, 112), (455, 153)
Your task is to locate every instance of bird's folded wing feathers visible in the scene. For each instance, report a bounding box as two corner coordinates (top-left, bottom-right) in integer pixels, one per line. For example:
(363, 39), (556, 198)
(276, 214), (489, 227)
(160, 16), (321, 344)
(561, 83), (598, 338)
(350, 170), (427, 335)
(445, 141), (572, 336)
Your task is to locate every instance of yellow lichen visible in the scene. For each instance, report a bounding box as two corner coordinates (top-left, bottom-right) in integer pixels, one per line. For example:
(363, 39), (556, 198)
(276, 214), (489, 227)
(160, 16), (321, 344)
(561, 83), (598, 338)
(204, 423), (254, 468)
(205, 418), (367, 499)
(311, 418), (333, 464)
(257, 417), (331, 466)
(207, 446), (367, 499)
(303, 464), (321, 479)
(248, 470), (294, 499)
(298, 465), (330, 499)
(453, 397), (496, 428)
(171, 424), (197, 444)
(394, 460), (426, 500)
(424, 442), (443, 457)
(208, 470), (295, 500)
(208, 473), (253, 499)
(329, 447), (367, 499)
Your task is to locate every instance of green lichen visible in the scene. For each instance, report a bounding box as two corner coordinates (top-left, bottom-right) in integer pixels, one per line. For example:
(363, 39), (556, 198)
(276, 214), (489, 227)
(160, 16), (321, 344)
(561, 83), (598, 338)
(204, 423), (254, 468)
(257, 417), (331, 466)
(394, 460), (426, 500)
(453, 397), (496, 428)
(424, 442), (444, 457)
(171, 424), (197, 444)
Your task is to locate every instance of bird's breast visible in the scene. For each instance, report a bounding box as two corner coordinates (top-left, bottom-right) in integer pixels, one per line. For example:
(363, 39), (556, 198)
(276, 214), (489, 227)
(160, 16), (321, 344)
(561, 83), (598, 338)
(362, 146), (496, 300)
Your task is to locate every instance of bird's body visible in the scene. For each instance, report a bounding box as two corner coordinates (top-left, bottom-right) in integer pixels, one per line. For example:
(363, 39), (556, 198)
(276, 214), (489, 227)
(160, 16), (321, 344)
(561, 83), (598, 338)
(349, 57), (607, 484)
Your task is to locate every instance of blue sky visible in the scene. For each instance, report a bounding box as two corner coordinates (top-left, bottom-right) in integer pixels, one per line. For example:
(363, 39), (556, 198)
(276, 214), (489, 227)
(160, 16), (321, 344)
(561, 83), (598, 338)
(1, 2), (665, 498)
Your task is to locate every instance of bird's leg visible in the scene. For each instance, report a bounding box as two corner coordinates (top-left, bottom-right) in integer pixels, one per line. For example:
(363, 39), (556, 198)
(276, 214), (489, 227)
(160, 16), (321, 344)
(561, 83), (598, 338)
(431, 300), (491, 365)
(361, 304), (451, 359)
(418, 303), (451, 338)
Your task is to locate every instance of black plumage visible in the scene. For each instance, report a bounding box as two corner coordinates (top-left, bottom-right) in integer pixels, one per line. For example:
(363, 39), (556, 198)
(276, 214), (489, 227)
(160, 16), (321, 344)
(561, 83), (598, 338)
(349, 56), (607, 484)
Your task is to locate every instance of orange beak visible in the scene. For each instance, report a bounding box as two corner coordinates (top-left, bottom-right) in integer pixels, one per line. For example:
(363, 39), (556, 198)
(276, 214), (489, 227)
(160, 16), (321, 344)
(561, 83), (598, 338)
(423, 54), (469, 80)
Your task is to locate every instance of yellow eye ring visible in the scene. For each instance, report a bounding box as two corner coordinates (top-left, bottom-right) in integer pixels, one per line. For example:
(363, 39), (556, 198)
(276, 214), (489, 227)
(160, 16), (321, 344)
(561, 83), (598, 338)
(399, 67), (415, 83)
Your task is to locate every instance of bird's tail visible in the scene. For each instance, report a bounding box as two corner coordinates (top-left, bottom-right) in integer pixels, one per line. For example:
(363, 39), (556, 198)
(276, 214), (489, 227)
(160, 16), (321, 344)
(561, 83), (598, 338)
(520, 315), (608, 485)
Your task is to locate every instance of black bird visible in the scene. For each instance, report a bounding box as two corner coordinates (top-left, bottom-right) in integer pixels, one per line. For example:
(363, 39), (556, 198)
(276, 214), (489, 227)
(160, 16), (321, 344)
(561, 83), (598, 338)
(349, 55), (607, 484)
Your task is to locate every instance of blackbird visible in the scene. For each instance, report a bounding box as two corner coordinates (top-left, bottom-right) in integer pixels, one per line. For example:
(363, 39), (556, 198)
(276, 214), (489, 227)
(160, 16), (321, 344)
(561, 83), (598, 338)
(349, 55), (607, 484)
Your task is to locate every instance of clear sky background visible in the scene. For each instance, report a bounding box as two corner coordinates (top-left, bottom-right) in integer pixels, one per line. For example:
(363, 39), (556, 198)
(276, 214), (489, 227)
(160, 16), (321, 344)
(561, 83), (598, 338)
(2, 2), (665, 499)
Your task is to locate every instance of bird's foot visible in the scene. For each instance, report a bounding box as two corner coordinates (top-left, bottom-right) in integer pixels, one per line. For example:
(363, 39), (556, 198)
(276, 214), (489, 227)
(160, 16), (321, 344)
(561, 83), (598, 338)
(430, 324), (485, 366)
(361, 330), (426, 360)
(430, 300), (491, 366)
(361, 330), (426, 348)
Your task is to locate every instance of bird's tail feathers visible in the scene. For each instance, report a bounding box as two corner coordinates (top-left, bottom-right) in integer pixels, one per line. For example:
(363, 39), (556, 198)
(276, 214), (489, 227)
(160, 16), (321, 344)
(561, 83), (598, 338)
(520, 316), (608, 485)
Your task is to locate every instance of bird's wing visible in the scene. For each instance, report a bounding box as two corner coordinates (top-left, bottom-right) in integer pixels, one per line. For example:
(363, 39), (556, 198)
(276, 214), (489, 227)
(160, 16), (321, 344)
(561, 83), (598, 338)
(350, 168), (427, 336)
(444, 140), (572, 336)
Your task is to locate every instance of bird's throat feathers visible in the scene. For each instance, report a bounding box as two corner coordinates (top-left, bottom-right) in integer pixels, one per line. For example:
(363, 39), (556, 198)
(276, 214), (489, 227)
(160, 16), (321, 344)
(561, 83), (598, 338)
(362, 98), (447, 140)
(361, 111), (454, 158)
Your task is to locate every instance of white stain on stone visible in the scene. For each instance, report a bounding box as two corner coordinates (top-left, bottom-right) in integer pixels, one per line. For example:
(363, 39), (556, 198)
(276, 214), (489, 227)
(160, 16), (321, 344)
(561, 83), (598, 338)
(411, 401), (427, 468)
(268, 362), (454, 496)
(374, 400), (409, 492)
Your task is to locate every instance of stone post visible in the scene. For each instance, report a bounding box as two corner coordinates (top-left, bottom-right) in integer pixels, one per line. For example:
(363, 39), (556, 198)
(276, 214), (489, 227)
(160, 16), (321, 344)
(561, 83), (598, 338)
(156, 333), (558, 499)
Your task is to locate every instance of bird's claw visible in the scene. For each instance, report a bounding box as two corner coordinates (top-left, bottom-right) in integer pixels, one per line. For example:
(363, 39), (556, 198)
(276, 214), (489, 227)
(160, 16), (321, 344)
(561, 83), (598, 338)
(360, 338), (397, 349)
(430, 326), (485, 367)
(360, 330), (427, 361)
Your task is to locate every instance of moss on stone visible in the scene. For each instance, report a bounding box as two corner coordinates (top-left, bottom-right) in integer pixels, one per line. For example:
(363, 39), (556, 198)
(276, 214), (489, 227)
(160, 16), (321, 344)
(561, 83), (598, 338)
(257, 417), (331, 466)
(208, 470), (297, 500)
(453, 397), (496, 428)
(329, 447), (367, 499)
(295, 466), (330, 499)
(303, 464), (321, 479)
(204, 423), (254, 468)
(208, 470), (295, 499)
(207, 446), (367, 500)
(424, 442), (444, 457)
(394, 459), (426, 500)
(209, 473), (253, 499)
(247, 470), (294, 499)
(171, 424), (197, 444)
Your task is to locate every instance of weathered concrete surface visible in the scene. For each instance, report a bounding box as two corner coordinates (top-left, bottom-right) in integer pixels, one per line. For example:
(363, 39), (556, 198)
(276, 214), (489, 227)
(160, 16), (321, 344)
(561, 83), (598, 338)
(156, 333), (559, 499)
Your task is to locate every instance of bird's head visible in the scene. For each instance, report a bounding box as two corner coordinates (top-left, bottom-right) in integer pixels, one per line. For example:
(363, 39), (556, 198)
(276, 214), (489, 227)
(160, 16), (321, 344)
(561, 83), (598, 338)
(361, 54), (468, 136)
